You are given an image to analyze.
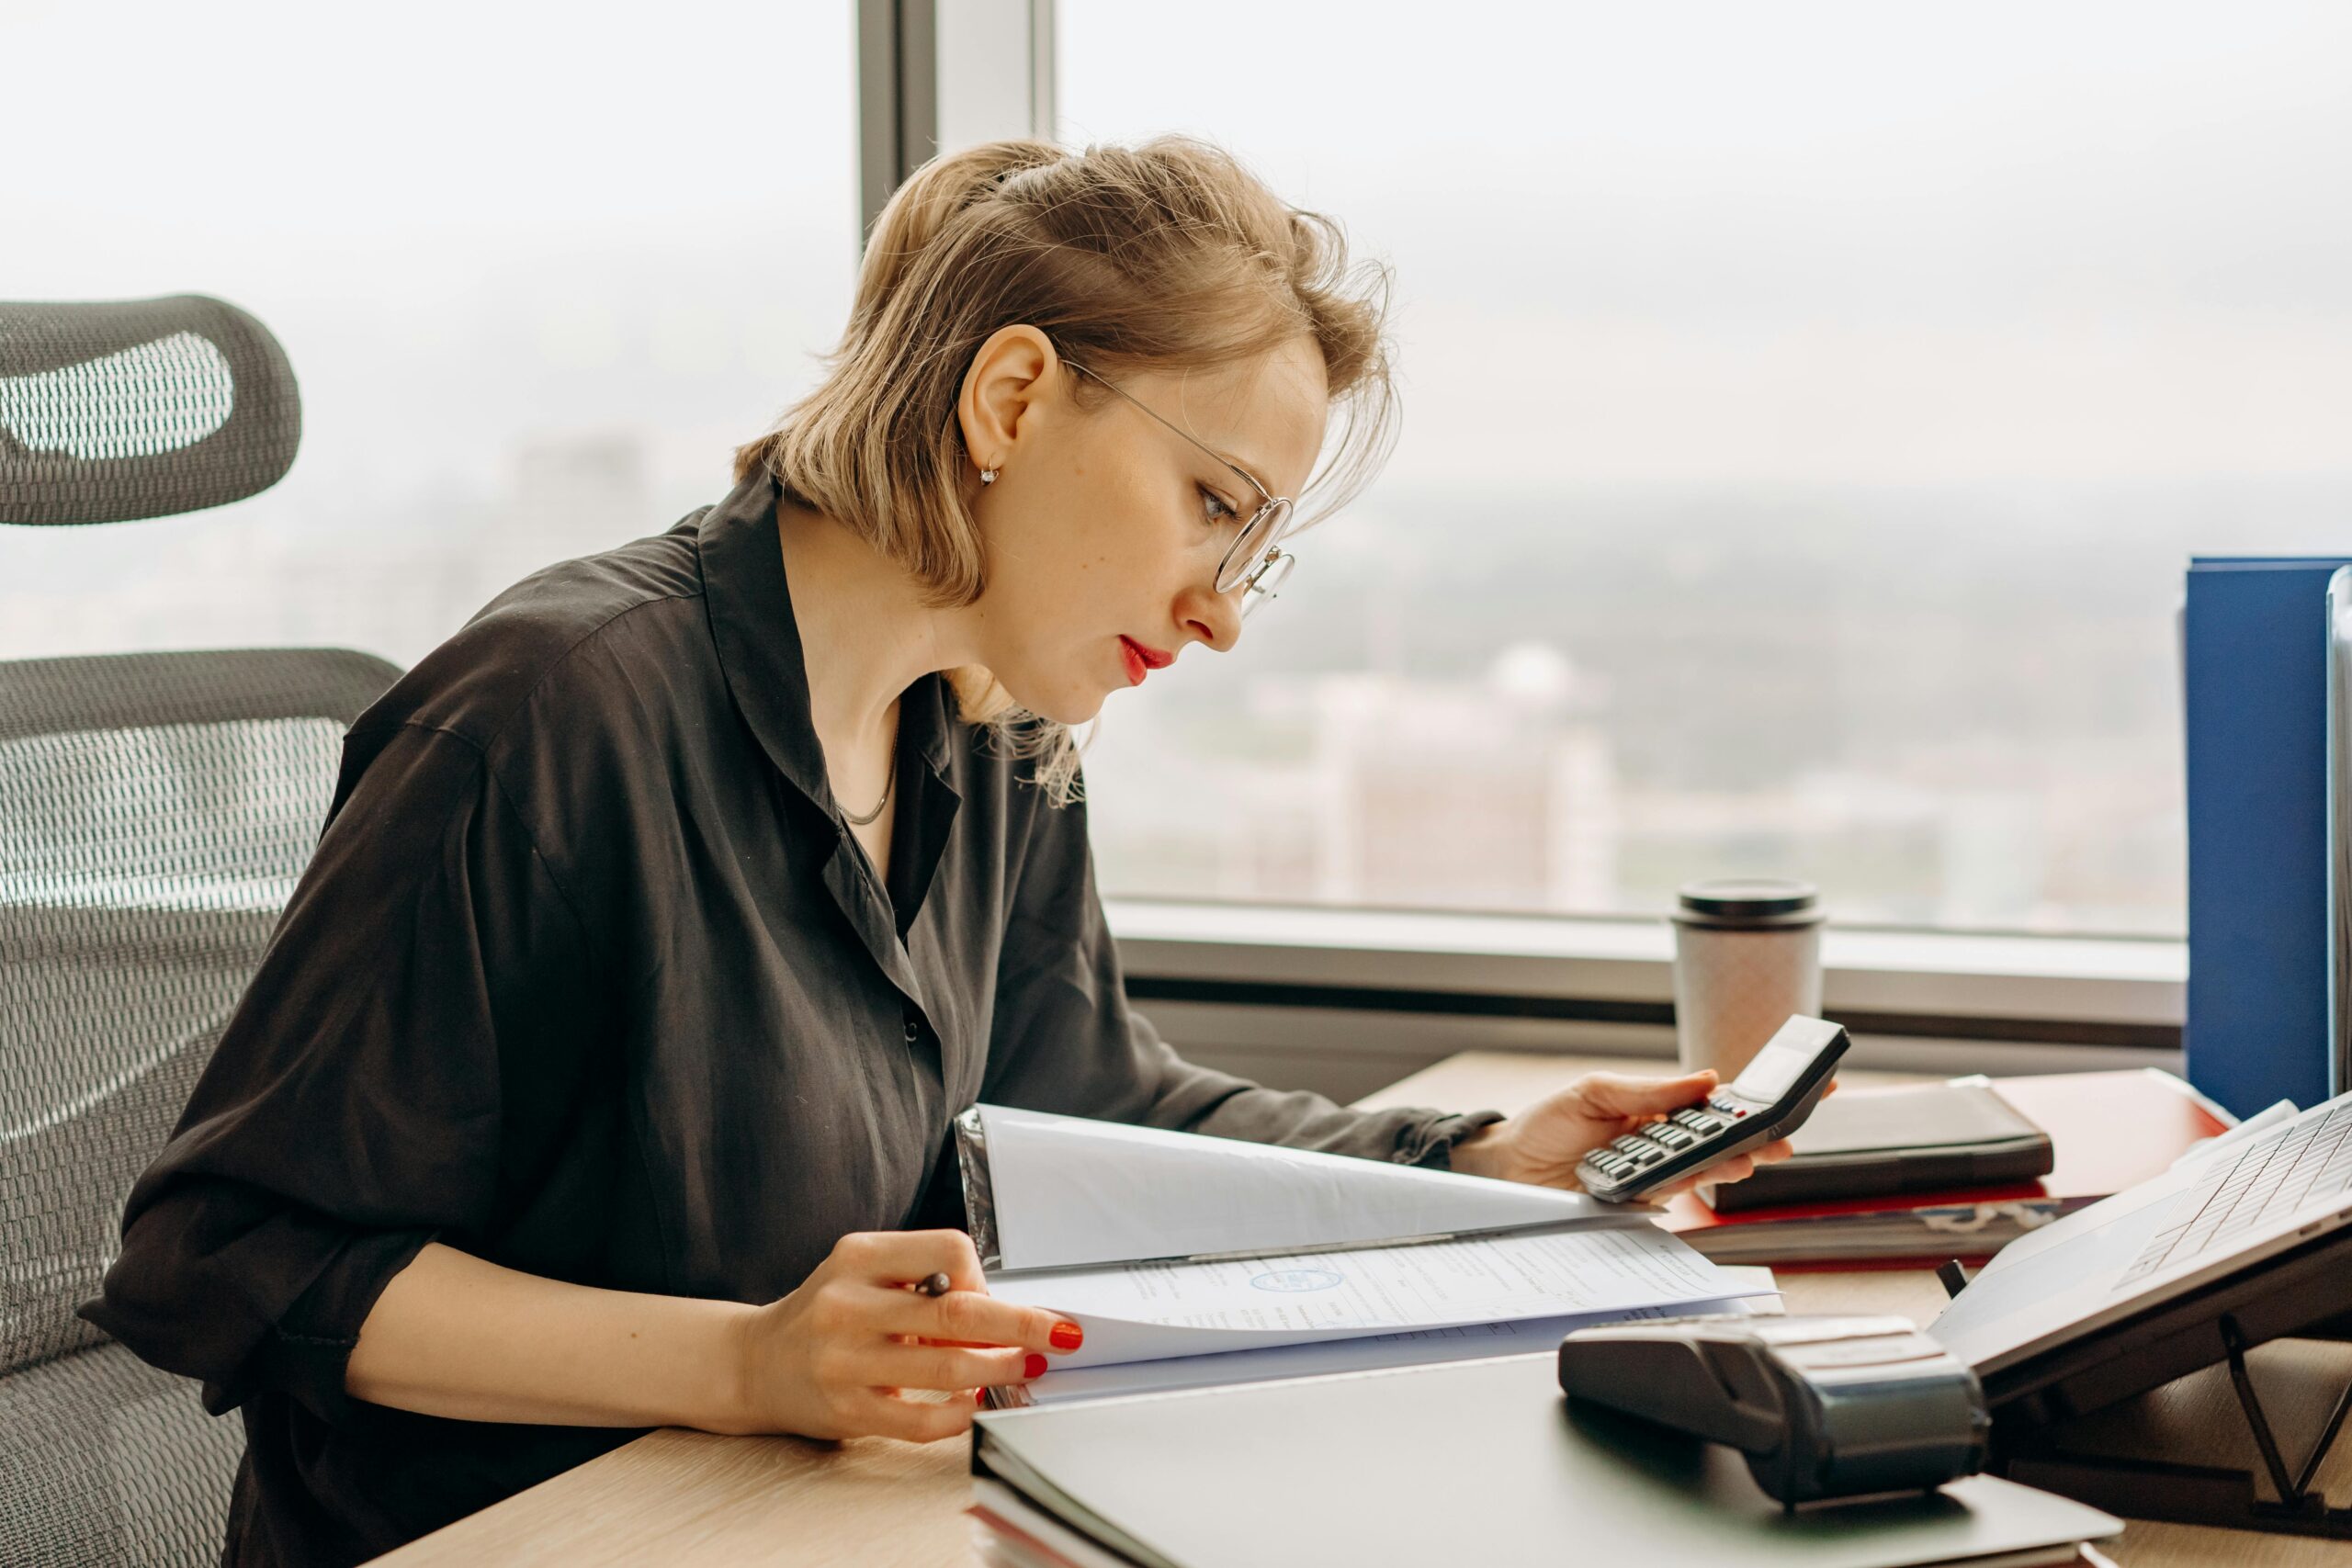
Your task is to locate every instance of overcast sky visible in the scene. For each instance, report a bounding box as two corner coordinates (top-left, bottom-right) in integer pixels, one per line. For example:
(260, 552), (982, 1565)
(6, 0), (2348, 540)
(1061, 0), (2352, 489)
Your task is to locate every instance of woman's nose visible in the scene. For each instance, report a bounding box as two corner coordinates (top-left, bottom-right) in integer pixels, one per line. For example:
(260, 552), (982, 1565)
(1177, 579), (1243, 653)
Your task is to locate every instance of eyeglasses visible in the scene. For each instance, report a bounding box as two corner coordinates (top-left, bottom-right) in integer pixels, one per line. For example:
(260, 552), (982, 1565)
(1063, 358), (1298, 618)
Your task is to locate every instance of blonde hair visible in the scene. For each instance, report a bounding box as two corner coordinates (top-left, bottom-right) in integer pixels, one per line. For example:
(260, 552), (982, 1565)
(733, 135), (1397, 804)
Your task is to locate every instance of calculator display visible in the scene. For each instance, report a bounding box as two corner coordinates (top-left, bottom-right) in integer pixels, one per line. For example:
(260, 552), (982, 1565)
(1730, 1037), (1815, 1103)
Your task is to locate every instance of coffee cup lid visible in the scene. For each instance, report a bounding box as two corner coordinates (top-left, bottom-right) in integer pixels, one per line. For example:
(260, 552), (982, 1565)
(1674, 878), (1822, 926)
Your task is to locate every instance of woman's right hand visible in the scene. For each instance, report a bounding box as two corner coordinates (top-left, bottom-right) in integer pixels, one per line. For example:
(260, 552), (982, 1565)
(726, 1228), (1082, 1442)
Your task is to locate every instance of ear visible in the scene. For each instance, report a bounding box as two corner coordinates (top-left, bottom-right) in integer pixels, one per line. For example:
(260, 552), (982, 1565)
(956, 325), (1059, 478)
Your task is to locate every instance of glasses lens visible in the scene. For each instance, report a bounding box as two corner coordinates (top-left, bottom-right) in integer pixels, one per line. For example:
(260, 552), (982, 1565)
(1216, 497), (1294, 594)
(1238, 549), (1295, 618)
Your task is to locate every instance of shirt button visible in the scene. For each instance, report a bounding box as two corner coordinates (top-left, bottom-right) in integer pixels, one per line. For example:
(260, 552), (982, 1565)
(903, 1018), (921, 1043)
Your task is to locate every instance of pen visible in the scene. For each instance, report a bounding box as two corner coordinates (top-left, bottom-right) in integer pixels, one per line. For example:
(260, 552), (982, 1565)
(908, 1269), (1001, 1419)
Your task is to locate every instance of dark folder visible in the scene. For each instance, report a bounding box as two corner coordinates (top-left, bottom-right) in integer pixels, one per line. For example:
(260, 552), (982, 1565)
(973, 1352), (2120, 1568)
(1703, 1079), (2052, 1213)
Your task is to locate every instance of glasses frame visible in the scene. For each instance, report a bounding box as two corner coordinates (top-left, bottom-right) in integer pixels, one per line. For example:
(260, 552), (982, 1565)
(1062, 357), (1299, 615)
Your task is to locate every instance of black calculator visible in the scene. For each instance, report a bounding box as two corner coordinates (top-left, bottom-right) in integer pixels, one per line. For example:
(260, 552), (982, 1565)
(1576, 1015), (1850, 1202)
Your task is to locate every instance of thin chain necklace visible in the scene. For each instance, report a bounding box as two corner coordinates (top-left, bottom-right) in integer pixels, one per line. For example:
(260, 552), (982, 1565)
(839, 740), (896, 827)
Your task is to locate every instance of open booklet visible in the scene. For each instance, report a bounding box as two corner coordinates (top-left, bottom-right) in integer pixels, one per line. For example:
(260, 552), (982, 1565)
(956, 1104), (1774, 1405)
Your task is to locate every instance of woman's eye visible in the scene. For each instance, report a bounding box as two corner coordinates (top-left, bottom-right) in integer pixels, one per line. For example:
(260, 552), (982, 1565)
(1199, 486), (1238, 527)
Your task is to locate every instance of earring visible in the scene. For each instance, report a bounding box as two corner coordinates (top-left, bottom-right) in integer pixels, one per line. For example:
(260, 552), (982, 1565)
(979, 467), (999, 485)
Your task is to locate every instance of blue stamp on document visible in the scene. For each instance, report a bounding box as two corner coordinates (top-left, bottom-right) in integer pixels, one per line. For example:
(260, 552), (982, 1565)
(1250, 1268), (1343, 1292)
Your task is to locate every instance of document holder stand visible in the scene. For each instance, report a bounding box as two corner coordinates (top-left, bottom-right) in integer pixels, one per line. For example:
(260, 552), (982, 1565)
(1968, 1228), (2352, 1539)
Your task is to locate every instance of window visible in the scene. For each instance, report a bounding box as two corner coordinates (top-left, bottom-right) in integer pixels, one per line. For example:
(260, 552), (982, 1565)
(3, 0), (854, 671)
(1059, 0), (2352, 939)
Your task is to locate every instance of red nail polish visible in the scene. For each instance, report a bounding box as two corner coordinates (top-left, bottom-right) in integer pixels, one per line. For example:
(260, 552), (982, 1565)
(1050, 1321), (1083, 1351)
(1023, 1352), (1047, 1379)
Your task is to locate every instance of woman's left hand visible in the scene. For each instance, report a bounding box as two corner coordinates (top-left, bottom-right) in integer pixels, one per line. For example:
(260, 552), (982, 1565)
(1444, 1068), (1801, 1201)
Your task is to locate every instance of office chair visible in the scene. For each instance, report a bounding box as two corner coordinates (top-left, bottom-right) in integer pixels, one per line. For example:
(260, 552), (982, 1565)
(1, 293), (300, 525)
(1, 297), (401, 1564)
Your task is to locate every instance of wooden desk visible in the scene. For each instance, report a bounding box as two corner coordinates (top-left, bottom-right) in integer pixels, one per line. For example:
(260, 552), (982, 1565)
(377, 1052), (2352, 1566)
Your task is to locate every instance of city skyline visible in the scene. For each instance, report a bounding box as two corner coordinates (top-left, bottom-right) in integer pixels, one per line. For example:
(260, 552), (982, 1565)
(17, 425), (2340, 937)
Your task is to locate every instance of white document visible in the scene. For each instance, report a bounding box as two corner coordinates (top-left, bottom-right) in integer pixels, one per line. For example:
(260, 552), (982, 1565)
(988, 1219), (1748, 1369)
(1019, 1274), (1781, 1407)
(975, 1102), (1607, 1271)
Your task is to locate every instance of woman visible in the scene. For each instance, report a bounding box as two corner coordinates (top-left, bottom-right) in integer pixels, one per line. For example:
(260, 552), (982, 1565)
(86, 137), (1790, 1567)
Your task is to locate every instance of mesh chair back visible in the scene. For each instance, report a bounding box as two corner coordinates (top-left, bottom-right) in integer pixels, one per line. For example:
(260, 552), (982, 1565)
(0, 297), (300, 525)
(0, 649), (397, 1565)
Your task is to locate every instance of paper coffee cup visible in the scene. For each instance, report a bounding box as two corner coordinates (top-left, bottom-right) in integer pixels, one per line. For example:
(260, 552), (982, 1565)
(1671, 879), (1825, 1082)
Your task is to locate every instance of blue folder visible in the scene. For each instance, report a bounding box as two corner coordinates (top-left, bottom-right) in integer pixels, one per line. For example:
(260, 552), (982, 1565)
(2183, 557), (2352, 1118)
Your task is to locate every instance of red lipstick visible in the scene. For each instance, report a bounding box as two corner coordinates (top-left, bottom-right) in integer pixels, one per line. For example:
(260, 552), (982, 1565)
(1117, 637), (1173, 686)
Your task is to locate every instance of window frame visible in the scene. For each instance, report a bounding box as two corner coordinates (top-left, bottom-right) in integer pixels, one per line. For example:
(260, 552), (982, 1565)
(1107, 899), (2183, 1077)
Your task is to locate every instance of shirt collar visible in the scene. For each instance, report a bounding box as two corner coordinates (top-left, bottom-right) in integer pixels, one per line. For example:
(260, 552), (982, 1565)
(696, 468), (957, 814)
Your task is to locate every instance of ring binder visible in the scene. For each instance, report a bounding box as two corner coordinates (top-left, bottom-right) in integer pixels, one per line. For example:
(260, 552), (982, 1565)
(2184, 556), (2352, 1119)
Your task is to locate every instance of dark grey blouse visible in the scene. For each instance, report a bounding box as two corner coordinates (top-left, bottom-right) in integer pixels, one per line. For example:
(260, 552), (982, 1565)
(83, 469), (1501, 1567)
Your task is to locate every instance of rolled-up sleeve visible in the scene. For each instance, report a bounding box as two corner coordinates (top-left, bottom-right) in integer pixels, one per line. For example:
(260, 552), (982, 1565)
(979, 785), (1504, 1168)
(80, 722), (599, 1427)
